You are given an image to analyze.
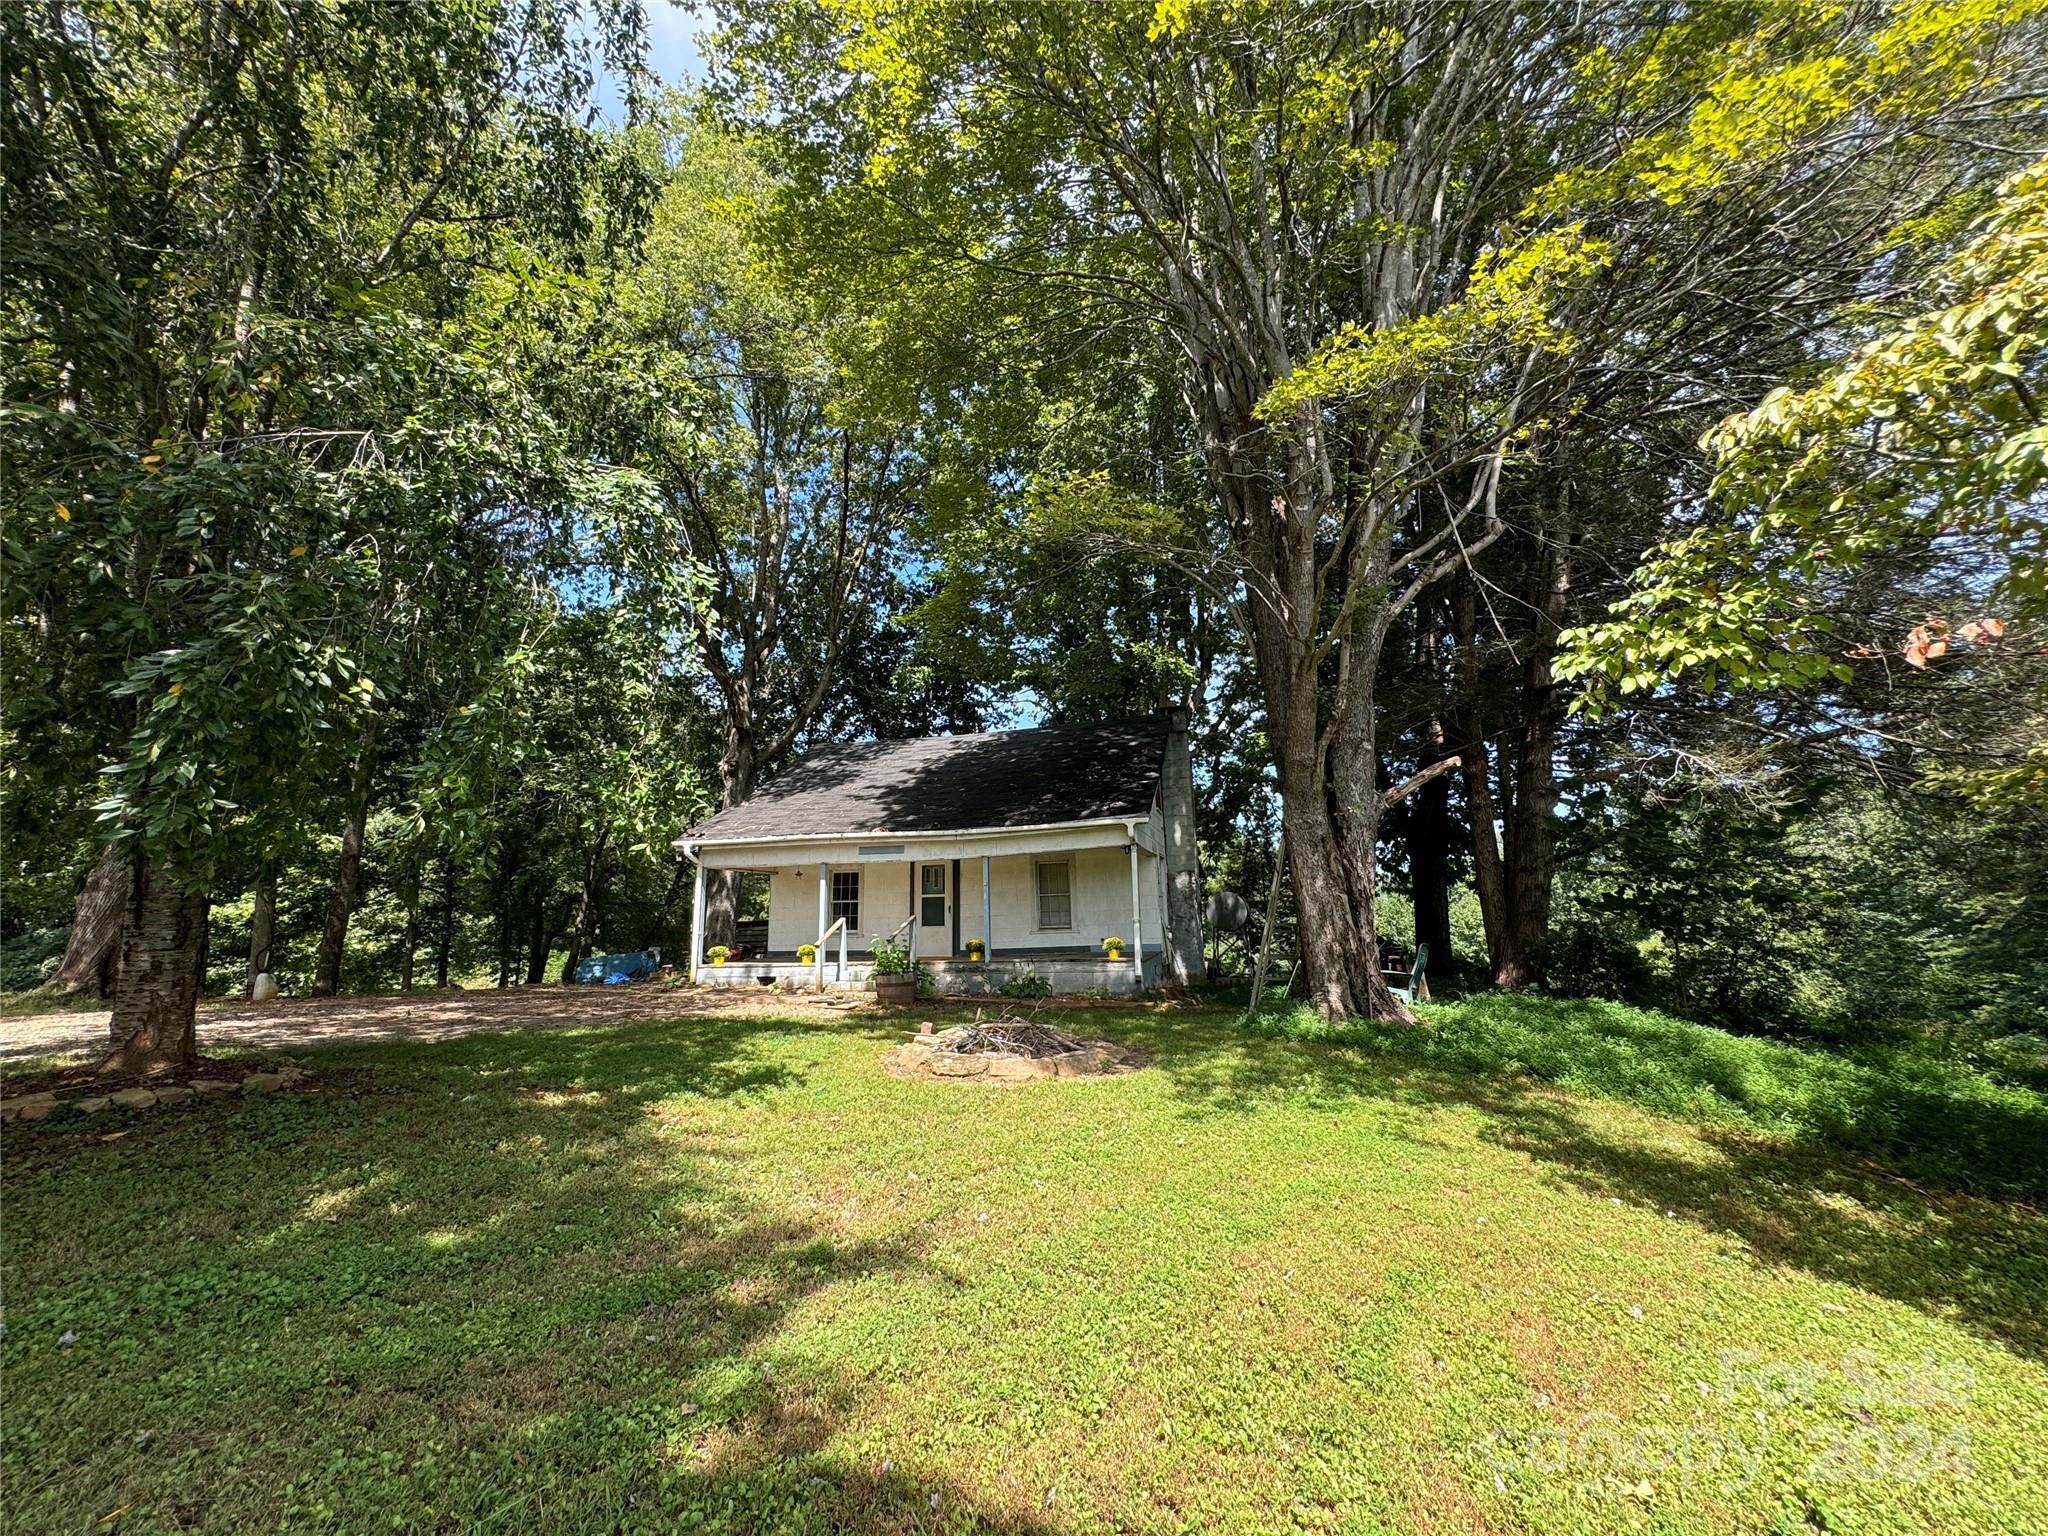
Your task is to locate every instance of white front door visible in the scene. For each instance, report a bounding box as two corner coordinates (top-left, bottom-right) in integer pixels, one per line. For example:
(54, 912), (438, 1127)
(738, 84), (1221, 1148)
(916, 862), (951, 956)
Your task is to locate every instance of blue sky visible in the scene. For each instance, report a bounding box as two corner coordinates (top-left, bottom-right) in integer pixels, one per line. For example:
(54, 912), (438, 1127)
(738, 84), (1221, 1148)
(593, 1), (708, 122)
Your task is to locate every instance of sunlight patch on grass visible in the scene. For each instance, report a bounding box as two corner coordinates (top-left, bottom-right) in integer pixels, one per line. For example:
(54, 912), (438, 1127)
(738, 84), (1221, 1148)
(1249, 991), (2048, 1196)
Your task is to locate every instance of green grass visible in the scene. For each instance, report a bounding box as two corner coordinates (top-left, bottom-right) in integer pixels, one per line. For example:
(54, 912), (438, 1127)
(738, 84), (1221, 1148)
(0, 985), (108, 1019)
(4, 1001), (2045, 1534)
(1254, 992), (2048, 1197)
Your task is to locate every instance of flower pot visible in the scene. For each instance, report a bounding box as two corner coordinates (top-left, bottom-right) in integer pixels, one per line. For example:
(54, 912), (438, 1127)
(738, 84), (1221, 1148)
(874, 974), (916, 1005)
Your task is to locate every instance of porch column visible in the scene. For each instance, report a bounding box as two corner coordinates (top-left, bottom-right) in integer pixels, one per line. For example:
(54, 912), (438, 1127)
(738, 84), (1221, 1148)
(687, 852), (706, 984)
(981, 855), (992, 961)
(1128, 841), (1144, 982)
(816, 862), (829, 988)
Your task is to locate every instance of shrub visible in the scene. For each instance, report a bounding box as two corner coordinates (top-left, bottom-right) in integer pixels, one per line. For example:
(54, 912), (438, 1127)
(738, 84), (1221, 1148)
(868, 935), (911, 977)
(0, 924), (66, 992)
(999, 967), (1052, 999)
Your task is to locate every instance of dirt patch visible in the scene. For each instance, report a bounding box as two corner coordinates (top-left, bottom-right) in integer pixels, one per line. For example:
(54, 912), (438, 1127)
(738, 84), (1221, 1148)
(886, 1016), (1145, 1083)
(0, 982), (879, 1066)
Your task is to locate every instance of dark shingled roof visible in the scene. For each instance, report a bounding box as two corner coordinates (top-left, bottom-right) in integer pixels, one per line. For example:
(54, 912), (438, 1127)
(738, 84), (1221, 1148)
(687, 716), (1169, 841)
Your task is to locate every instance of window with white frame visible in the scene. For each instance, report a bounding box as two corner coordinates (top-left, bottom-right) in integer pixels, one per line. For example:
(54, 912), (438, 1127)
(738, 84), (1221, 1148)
(830, 870), (860, 931)
(1035, 859), (1072, 930)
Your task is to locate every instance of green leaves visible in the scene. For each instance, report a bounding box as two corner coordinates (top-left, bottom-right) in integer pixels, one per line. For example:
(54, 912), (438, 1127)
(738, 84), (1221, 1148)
(1559, 156), (2048, 798)
(0, 0), (661, 881)
(1259, 228), (1611, 425)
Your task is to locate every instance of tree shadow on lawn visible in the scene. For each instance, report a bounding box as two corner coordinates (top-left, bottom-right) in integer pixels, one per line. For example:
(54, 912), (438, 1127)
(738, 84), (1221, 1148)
(1138, 1021), (2048, 1367)
(4, 1010), (1058, 1534)
(1467, 1088), (2048, 1363)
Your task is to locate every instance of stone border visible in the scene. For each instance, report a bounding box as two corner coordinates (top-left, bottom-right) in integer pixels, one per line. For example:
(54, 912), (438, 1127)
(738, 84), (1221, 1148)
(1, 1063), (309, 1122)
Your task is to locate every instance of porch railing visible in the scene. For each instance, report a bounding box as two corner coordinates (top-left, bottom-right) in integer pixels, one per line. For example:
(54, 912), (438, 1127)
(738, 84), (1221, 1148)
(817, 916), (850, 988)
(883, 912), (915, 962)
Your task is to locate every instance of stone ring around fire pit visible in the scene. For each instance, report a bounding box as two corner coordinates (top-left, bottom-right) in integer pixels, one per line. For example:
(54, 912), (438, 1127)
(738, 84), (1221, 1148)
(887, 1015), (1144, 1082)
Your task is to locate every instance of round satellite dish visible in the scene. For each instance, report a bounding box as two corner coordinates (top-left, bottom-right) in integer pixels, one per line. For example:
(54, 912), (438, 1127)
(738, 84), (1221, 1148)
(1206, 890), (1249, 932)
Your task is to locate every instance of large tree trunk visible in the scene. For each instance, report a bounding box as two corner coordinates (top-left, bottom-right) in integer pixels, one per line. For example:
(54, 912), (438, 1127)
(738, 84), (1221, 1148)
(245, 859), (277, 997)
(559, 827), (611, 983)
(395, 850), (422, 991)
(1158, 704), (1205, 986)
(643, 854), (691, 953)
(495, 839), (523, 987)
(1409, 619), (1459, 974)
(700, 871), (740, 954)
(1409, 758), (1455, 972)
(1494, 529), (1575, 988)
(701, 737), (758, 952)
(49, 843), (130, 997)
(524, 888), (552, 984)
(103, 854), (207, 1076)
(1453, 577), (1512, 975)
(1452, 534), (1573, 989)
(1187, 391), (1410, 1022)
(434, 849), (457, 987)
(399, 907), (419, 991)
(1320, 609), (1413, 1025)
(1250, 550), (1409, 1021)
(311, 722), (379, 996)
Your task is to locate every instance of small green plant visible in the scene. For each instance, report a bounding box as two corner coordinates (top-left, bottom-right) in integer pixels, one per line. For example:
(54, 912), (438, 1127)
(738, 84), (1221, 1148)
(964, 938), (986, 961)
(913, 962), (937, 998)
(1102, 935), (1126, 959)
(869, 935), (912, 977)
(999, 966), (1051, 999)
(795, 942), (817, 964)
(705, 945), (730, 966)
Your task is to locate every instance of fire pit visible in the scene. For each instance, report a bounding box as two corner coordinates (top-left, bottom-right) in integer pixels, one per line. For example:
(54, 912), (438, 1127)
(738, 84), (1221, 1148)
(887, 1010), (1141, 1082)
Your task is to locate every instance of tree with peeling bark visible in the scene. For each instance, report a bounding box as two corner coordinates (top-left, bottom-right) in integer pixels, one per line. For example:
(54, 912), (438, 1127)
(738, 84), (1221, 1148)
(0, 0), (655, 1070)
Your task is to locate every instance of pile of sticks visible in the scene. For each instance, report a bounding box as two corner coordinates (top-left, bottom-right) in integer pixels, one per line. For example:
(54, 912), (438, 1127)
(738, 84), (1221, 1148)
(933, 1015), (1085, 1059)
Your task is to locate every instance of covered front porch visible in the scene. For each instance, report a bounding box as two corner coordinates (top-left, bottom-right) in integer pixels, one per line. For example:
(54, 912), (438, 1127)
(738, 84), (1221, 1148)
(683, 819), (1168, 995)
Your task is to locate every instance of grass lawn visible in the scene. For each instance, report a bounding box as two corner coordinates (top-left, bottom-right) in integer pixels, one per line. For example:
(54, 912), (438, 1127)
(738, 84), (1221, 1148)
(4, 999), (2045, 1534)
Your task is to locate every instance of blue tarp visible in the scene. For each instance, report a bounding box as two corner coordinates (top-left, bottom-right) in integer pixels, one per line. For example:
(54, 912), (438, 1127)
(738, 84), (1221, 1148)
(573, 948), (660, 985)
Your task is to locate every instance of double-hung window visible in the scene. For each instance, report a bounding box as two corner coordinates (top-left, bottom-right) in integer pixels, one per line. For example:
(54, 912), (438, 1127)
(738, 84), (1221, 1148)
(1035, 860), (1072, 931)
(830, 870), (860, 931)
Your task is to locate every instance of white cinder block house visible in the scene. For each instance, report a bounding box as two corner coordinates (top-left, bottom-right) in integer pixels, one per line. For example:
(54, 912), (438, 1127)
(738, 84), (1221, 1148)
(678, 712), (1202, 994)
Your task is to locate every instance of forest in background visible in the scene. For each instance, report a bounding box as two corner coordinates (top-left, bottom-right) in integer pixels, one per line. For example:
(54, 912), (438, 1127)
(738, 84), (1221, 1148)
(3, 0), (2045, 1070)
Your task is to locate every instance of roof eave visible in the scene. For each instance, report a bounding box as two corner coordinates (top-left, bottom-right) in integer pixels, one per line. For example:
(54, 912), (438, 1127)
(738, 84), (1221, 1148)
(675, 812), (1145, 854)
